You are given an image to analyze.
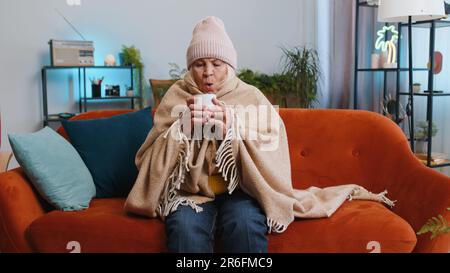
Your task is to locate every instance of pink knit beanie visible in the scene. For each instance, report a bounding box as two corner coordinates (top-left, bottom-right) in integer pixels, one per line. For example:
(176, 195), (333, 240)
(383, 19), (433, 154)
(186, 16), (237, 70)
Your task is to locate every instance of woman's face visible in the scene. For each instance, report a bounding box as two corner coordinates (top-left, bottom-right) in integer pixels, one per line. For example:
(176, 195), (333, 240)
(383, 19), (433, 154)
(191, 58), (227, 93)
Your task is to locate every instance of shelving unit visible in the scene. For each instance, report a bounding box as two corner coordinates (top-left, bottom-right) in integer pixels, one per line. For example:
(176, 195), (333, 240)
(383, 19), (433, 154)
(41, 65), (141, 127)
(353, 0), (450, 169)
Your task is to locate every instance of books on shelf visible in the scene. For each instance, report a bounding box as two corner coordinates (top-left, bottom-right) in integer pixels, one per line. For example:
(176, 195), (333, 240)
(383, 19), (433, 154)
(415, 153), (448, 165)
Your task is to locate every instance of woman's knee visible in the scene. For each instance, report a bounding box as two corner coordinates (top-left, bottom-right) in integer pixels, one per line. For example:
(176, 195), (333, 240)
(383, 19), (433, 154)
(219, 215), (268, 253)
(218, 201), (268, 253)
(219, 191), (268, 235)
(165, 204), (216, 253)
(221, 208), (267, 236)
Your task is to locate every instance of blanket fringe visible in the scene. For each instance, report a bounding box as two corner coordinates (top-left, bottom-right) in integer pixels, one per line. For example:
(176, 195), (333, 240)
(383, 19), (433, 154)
(215, 107), (241, 194)
(267, 218), (287, 234)
(159, 118), (203, 217)
(348, 187), (397, 208)
(159, 104), (242, 216)
(376, 190), (397, 208)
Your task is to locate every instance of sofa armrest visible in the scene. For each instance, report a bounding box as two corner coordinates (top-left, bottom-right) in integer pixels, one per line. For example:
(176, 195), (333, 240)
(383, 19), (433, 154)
(384, 146), (450, 253)
(0, 168), (46, 252)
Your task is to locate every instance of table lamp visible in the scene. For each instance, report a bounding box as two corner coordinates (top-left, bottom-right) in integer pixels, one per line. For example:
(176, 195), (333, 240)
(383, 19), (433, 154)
(378, 0), (445, 150)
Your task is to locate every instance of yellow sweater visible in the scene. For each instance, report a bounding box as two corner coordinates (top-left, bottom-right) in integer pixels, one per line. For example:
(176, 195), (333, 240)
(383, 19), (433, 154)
(209, 174), (228, 195)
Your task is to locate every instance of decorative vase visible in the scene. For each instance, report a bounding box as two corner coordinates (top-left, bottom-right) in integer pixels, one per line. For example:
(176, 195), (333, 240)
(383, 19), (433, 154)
(91, 84), (101, 98)
(104, 54), (116, 66)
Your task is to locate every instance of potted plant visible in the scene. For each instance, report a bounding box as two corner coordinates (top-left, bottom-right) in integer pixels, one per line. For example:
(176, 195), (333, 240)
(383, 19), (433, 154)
(414, 121), (438, 153)
(125, 85), (134, 97)
(413, 83), (421, 93)
(237, 69), (287, 107)
(237, 69), (271, 102)
(270, 73), (292, 107)
(279, 46), (321, 108)
(381, 94), (406, 124)
(121, 45), (146, 108)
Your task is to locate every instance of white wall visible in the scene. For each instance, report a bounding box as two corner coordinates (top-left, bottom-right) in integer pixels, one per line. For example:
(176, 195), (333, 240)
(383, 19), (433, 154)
(0, 0), (316, 169)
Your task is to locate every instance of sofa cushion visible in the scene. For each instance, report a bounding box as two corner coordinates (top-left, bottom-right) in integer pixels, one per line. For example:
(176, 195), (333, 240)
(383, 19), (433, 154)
(26, 199), (416, 253)
(61, 107), (153, 198)
(269, 200), (417, 253)
(26, 198), (166, 253)
(57, 110), (135, 140)
(8, 127), (95, 211)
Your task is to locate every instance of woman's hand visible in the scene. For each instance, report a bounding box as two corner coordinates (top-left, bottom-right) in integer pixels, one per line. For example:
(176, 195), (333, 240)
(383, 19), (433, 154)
(181, 97), (210, 137)
(182, 97), (230, 139)
(208, 98), (231, 139)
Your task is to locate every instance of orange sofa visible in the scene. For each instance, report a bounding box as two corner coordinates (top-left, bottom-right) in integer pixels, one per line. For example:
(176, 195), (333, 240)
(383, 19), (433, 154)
(1, 109), (449, 253)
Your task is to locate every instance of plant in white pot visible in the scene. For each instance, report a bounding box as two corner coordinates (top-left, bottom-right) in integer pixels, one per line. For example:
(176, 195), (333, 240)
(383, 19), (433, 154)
(414, 121), (438, 153)
(413, 83), (421, 93)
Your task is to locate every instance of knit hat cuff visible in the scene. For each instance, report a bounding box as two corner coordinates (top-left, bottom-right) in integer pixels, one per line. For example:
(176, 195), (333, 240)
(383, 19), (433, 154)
(187, 40), (237, 69)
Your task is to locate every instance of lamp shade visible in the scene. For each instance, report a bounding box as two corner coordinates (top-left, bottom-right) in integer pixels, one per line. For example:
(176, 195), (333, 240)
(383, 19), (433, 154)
(378, 0), (446, 22)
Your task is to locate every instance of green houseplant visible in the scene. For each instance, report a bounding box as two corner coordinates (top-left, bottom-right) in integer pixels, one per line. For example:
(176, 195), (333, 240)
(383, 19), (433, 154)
(417, 208), (450, 240)
(414, 121), (438, 153)
(238, 69), (276, 104)
(237, 69), (289, 107)
(280, 46), (321, 108)
(121, 45), (146, 109)
(415, 121), (438, 140)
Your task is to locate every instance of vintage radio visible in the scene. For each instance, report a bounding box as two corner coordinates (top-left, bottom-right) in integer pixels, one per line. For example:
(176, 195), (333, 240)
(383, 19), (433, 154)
(49, 39), (94, 66)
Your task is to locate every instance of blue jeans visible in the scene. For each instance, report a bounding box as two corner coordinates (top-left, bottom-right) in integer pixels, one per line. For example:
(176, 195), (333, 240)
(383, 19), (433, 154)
(165, 190), (268, 253)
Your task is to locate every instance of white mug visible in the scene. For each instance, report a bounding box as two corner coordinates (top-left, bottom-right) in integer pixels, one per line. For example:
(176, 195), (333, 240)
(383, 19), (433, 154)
(194, 93), (216, 107)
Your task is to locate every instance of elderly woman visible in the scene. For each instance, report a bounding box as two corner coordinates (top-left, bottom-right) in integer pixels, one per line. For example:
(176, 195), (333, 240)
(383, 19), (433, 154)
(125, 16), (394, 253)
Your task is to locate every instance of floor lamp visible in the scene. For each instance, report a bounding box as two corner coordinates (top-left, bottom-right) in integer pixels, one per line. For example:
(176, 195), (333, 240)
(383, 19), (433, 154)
(378, 0), (445, 151)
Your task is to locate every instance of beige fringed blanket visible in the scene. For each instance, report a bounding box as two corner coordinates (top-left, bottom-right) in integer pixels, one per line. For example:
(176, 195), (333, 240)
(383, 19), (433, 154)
(124, 72), (395, 233)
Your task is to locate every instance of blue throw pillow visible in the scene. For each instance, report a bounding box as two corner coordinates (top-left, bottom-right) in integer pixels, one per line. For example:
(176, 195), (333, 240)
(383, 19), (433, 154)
(62, 107), (153, 198)
(8, 127), (96, 211)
